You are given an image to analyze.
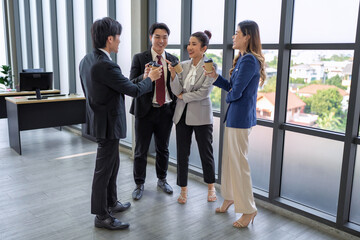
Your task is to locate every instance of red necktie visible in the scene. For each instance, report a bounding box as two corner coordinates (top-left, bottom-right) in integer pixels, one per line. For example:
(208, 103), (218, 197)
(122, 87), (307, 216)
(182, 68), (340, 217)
(156, 55), (165, 106)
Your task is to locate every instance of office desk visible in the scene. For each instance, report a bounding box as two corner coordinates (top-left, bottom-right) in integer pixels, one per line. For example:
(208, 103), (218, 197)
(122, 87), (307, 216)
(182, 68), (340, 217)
(0, 89), (60, 118)
(6, 95), (86, 155)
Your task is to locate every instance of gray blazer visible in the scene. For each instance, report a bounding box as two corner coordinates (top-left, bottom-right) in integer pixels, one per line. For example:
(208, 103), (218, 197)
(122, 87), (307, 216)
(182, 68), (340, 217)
(170, 56), (216, 126)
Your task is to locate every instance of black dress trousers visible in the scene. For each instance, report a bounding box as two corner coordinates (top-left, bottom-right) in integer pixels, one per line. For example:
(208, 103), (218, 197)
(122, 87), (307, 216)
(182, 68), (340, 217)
(91, 138), (120, 216)
(176, 107), (215, 187)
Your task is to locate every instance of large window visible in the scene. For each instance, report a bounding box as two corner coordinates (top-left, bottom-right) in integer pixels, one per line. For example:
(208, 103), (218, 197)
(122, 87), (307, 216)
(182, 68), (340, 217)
(350, 146), (360, 225)
(42, 0), (53, 72)
(73, 0), (86, 95)
(292, 0), (359, 43)
(205, 49), (222, 111)
(92, 0), (108, 21)
(257, 50), (278, 121)
(0, 0), (7, 66)
(236, 0), (282, 44)
(286, 50), (353, 132)
(281, 132), (343, 215)
(192, 0), (224, 44)
(19, 0), (28, 69)
(29, 0), (39, 68)
(157, 0), (181, 45)
(248, 125), (272, 192)
(116, 0), (132, 145)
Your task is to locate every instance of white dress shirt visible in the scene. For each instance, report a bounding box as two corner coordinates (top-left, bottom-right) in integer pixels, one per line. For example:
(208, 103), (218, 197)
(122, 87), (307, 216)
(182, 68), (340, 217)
(99, 48), (112, 60)
(151, 48), (172, 104)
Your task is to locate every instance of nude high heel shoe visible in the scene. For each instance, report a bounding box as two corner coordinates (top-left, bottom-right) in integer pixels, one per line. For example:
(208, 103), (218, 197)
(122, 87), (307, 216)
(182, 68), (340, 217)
(177, 188), (187, 204)
(233, 211), (257, 228)
(215, 200), (234, 213)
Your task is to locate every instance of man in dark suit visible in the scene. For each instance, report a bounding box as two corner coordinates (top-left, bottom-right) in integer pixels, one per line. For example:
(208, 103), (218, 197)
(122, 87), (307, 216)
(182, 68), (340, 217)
(130, 22), (177, 200)
(79, 17), (162, 230)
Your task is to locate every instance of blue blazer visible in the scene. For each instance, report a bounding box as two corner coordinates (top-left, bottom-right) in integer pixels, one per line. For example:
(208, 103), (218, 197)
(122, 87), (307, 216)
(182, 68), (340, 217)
(213, 53), (260, 129)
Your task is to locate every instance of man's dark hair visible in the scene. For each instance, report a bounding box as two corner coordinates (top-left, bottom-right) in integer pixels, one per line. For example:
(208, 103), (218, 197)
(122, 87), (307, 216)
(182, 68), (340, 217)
(148, 22), (170, 36)
(91, 17), (122, 49)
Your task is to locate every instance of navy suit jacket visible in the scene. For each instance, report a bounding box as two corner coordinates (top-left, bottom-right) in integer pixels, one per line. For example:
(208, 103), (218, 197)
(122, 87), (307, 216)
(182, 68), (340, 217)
(79, 49), (152, 139)
(129, 49), (177, 118)
(213, 53), (260, 128)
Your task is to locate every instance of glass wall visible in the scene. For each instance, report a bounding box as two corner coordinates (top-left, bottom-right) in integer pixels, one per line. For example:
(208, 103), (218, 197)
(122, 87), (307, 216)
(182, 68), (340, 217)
(236, 0), (282, 44)
(0, 0), (7, 66)
(116, 0), (132, 145)
(29, 0), (39, 68)
(286, 50), (353, 132)
(257, 50), (278, 121)
(73, 0), (85, 95)
(205, 49), (222, 111)
(56, 0), (69, 94)
(350, 145), (360, 224)
(248, 125), (272, 192)
(92, 0), (108, 21)
(154, 0), (360, 236)
(19, 0), (28, 69)
(191, 0), (224, 44)
(42, 0), (53, 72)
(157, 0), (181, 45)
(281, 132), (343, 215)
(292, 0), (359, 43)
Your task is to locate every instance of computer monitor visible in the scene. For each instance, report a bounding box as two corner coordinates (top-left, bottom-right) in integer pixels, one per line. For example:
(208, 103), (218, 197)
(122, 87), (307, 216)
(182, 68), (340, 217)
(22, 68), (44, 73)
(19, 72), (53, 99)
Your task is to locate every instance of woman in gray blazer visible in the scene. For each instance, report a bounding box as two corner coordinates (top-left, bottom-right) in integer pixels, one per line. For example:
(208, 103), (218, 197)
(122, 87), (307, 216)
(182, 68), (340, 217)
(168, 31), (217, 204)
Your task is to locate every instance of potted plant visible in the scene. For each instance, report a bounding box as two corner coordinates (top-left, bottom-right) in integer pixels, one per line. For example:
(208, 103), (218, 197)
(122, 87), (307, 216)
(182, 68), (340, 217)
(0, 65), (13, 89)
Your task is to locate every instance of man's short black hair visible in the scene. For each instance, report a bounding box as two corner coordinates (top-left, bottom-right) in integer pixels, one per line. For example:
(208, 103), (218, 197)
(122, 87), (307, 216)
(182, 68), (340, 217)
(91, 17), (122, 49)
(148, 22), (170, 36)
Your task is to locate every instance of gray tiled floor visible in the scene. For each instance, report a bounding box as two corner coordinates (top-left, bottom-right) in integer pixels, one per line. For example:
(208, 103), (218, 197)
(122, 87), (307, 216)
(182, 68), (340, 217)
(0, 119), (355, 239)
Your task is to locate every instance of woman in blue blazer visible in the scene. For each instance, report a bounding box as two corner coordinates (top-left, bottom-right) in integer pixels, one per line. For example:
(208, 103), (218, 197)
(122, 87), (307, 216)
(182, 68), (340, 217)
(168, 31), (217, 204)
(205, 20), (266, 228)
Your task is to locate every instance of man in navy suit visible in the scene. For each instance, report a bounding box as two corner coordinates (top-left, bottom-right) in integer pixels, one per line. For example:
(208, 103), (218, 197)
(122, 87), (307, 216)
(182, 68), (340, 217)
(130, 22), (177, 200)
(79, 17), (161, 230)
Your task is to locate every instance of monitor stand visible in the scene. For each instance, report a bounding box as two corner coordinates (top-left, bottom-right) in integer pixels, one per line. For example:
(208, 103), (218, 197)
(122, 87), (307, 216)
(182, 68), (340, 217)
(35, 88), (48, 100)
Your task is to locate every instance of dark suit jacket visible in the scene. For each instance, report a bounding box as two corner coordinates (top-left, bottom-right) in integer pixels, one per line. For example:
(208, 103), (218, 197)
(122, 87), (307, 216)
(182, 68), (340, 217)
(79, 49), (152, 139)
(129, 49), (177, 118)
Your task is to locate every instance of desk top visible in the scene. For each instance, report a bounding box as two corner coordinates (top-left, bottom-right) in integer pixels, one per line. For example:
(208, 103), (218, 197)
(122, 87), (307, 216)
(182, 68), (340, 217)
(0, 89), (60, 97)
(5, 94), (86, 105)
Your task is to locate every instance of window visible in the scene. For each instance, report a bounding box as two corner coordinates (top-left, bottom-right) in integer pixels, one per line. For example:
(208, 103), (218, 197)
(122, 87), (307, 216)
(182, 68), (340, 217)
(73, 0), (86, 95)
(29, 0), (39, 68)
(42, 0), (53, 71)
(0, 0), (7, 66)
(191, 0), (224, 44)
(19, 0), (28, 69)
(281, 131), (343, 215)
(236, 0), (282, 43)
(286, 50), (353, 133)
(205, 49), (222, 111)
(92, 0), (108, 21)
(257, 50), (278, 121)
(157, 0), (181, 44)
(116, 0), (132, 145)
(56, 0), (69, 94)
(349, 145), (360, 225)
(292, 0), (360, 43)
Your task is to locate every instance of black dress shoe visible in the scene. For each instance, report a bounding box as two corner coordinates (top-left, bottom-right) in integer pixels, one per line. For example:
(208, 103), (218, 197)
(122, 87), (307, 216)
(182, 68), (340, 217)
(94, 216), (129, 230)
(157, 179), (173, 194)
(132, 184), (144, 200)
(109, 201), (131, 214)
